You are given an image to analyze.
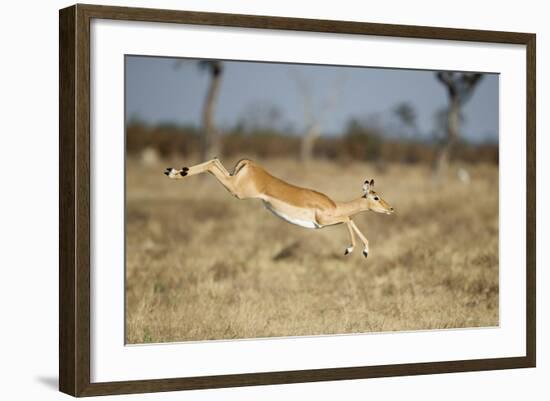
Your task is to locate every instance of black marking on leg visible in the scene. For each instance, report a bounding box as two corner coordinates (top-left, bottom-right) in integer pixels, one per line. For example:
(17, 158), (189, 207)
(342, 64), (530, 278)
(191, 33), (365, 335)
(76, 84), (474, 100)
(163, 171), (169, 176)
(344, 249), (350, 256)
(363, 250), (368, 259)
(180, 171), (187, 177)
(182, 167), (189, 172)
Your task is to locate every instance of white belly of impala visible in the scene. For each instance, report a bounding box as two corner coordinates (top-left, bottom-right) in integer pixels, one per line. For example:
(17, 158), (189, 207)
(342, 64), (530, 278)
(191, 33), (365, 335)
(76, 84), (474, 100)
(263, 201), (321, 229)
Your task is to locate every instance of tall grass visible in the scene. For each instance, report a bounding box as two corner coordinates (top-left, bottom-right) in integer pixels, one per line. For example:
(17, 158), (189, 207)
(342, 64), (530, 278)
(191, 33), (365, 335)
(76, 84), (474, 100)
(125, 156), (498, 343)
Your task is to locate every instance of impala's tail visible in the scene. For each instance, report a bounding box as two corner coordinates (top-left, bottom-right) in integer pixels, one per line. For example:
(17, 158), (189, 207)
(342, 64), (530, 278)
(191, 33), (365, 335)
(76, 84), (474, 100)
(232, 158), (252, 176)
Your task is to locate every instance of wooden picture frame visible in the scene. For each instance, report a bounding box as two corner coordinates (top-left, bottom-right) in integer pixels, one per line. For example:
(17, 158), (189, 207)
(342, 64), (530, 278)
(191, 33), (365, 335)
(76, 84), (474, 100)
(59, 3), (536, 397)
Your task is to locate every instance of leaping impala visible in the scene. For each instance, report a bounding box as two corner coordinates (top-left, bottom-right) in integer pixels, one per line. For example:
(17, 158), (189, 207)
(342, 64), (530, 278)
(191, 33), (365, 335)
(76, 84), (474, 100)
(164, 158), (394, 258)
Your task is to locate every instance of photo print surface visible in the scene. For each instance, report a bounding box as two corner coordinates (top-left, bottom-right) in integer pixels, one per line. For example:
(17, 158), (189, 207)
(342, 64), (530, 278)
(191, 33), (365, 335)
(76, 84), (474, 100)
(125, 55), (499, 344)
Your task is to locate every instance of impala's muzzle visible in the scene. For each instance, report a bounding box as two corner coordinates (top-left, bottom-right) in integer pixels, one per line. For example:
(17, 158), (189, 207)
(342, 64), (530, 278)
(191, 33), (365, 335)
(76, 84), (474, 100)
(379, 199), (394, 215)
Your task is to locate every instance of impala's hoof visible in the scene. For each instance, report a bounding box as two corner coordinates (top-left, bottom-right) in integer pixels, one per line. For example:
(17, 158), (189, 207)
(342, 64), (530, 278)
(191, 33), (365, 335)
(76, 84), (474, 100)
(164, 167), (180, 179)
(362, 250), (368, 259)
(180, 167), (189, 177)
(344, 246), (353, 256)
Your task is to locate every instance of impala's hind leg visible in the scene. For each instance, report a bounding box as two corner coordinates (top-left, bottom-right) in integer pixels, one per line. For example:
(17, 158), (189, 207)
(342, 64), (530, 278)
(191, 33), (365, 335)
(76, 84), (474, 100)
(164, 159), (239, 198)
(165, 158), (229, 178)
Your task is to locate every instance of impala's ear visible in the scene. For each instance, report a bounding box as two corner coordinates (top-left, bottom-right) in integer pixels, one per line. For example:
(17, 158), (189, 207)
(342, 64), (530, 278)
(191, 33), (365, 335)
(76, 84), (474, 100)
(363, 179), (371, 195)
(370, 179), (375, 187)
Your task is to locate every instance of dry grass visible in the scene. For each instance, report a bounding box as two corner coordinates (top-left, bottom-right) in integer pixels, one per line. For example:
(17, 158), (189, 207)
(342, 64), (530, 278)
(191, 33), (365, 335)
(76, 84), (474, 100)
(125, 156), (499, 343)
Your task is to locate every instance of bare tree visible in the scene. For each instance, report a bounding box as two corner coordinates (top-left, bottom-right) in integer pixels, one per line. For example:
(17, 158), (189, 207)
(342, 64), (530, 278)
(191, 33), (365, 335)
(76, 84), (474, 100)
(291, 71), (344, 164)
(198, 60), (224, 161)
(434, 71), (483, 175)
(393, 102), (418, 138)
(239, 101), (284, 133)
(173, 59), (224, 160)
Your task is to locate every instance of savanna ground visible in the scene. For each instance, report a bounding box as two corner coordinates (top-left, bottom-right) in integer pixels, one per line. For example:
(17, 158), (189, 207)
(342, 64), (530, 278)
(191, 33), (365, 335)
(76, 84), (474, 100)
(125, 156), (499, 344)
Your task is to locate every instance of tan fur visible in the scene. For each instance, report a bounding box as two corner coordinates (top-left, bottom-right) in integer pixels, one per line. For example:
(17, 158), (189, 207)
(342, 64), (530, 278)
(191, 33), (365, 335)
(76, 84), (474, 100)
(165, 159), (393, 257)
(233, 160), (336, 209)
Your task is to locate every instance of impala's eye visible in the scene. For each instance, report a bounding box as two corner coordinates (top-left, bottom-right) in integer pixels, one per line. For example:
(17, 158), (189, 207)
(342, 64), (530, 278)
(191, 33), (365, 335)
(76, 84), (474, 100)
(374, 197), (379, 201)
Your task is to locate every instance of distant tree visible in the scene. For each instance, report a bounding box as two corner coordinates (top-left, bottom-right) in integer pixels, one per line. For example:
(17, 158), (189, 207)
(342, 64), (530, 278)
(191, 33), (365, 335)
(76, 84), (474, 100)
(198, 60), (224, 161)
(291, 71), (344, 164)
(434, 71), (483, 176)
(173, 59), (224, 160)
(433, 106), (466, 141)
(394, 102), (417, 131)
(238, 101), (285, 134)
(344, 118), (383, 162)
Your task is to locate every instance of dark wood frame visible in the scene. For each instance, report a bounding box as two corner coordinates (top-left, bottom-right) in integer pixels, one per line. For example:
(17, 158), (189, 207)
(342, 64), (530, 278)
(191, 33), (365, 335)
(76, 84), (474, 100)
(59, 3), (536, 397)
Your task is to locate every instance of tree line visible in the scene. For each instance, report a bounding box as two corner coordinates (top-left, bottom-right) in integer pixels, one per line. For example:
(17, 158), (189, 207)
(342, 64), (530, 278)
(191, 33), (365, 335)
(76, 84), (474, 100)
(126, 120), (498, 166)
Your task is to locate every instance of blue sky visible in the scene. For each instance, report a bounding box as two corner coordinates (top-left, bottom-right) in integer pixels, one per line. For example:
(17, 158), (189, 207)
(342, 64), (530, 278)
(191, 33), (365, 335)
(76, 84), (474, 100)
(125, 56), (499, 143)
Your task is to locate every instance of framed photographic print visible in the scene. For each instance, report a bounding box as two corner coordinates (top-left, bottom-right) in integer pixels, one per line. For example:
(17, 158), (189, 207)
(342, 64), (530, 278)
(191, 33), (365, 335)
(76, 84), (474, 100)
(59, 3), (536, 397)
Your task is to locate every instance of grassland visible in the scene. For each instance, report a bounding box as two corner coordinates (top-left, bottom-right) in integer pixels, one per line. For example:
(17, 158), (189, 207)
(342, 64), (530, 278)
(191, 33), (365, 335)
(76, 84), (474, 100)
(125, 156), (499, 344)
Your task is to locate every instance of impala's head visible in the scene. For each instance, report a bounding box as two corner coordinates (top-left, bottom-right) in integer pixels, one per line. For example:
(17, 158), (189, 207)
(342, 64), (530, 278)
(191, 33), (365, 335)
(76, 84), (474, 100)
(362, 179), (394, 215)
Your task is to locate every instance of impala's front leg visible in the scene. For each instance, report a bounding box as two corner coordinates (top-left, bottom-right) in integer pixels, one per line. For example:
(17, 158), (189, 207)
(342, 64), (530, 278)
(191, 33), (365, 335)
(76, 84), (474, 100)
(344, 221), (356, 256)
(350, 220), (369, 258)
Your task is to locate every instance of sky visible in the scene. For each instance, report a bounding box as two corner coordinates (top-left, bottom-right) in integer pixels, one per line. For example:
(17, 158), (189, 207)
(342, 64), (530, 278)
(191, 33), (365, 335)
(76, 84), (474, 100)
(125, 55), (499, 143)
